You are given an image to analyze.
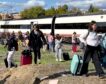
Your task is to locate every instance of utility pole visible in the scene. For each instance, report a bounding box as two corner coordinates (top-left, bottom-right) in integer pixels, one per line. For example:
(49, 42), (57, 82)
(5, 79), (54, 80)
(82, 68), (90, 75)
(51, 15), (56, 52)
(30, 22), (34, 32)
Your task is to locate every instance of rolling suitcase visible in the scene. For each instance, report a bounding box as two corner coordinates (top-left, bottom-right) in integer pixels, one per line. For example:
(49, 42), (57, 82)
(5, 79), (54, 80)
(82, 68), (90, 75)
(101, 55), (106, 68)
(70, 54), (83, 75)
(20, 49), (32, 65)
(63, 52), (70, 61)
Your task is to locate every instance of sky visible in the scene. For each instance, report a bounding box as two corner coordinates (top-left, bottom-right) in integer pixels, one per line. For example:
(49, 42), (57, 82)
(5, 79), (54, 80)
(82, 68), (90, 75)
(0, 0), (106, 13)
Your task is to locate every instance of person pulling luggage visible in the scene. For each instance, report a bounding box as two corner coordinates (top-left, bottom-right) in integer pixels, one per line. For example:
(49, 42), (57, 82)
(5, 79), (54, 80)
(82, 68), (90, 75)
(79, 21), (105, 78)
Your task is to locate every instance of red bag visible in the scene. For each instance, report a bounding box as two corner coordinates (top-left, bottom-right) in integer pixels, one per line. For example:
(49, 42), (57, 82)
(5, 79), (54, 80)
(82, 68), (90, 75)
(20, 55), (32, 65)
(72, 45), (77, 52)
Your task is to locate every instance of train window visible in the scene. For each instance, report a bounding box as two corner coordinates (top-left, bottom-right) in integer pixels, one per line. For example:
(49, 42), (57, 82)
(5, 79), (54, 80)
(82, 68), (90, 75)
(97, 22), (106, 27)
(0, 23), (88, 29)
(55, 23), (88, 29)
(96, 22), (106, 33)
(20, 25), (30, 29)
(35, 23), (88, 29)
(1, 25), (21, 29)
(39, 24), (51, 29)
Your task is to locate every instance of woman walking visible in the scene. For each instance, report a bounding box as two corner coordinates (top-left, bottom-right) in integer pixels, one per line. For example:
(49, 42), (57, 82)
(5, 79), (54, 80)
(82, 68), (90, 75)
(79, 21), (105, 78)
(28, 24), (46, 64)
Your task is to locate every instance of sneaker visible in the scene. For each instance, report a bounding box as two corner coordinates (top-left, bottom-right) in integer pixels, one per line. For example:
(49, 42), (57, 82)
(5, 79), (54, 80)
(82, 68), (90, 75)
(98, 74), (106, 79)
(56, 59), (58, 61)
(38, 59), (41, 64)
(14, 64), (17, 68)
(82, 74), (89, 77)
(59, 59), (63, 62)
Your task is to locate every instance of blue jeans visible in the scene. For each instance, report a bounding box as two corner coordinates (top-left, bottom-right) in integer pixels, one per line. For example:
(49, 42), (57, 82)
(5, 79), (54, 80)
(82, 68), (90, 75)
(55, 46), (62, 61)
(48, 42), (53, 52)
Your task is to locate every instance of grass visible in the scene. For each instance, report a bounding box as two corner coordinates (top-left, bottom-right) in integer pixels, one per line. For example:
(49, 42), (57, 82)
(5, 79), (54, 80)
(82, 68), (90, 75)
(0, 44), (70, 65)
(0, 44), (96, 72)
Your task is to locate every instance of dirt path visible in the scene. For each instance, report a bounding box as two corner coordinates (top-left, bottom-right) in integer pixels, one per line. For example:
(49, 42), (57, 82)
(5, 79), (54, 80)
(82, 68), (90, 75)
(0, 64), (106, 84)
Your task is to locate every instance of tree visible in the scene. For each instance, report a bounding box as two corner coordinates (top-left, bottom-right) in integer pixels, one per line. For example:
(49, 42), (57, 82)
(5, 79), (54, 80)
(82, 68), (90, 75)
(88, 4), (103, 13)
(21, 9), (30, 19)
(63, 5), (68, 11)
(20, 6), (45, 19)
(45, 7), (56, 16)
(33, 6), (45, 17)
(56, 5), (68, 15)
(69, 7), (82, 14)
(88, 4), (94, 13)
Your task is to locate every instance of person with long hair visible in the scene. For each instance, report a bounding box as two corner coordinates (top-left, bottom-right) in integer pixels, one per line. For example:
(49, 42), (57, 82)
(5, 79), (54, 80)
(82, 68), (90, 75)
(55, 34), (63, 62)
(28, 24), (46, 64)
(79, 21), (105, 78)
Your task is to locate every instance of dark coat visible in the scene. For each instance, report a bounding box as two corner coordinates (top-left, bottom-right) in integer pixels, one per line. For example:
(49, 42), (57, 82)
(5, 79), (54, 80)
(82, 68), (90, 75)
(28, 30), (46, 50)
(6, 35), (18, 51)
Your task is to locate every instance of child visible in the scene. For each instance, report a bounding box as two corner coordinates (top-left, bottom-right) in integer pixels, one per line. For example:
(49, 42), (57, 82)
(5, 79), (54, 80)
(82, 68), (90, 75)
(72, 32), (77, 53)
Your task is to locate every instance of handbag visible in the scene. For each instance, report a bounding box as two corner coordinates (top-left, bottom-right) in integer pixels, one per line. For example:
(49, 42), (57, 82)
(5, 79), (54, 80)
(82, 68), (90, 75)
(79, 31), (90, 49)
(79, 42), (85, 49)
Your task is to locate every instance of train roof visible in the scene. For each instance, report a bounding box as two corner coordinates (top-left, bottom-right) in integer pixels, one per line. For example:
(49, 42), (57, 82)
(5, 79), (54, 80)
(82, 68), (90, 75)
(0, 14), (106, 25)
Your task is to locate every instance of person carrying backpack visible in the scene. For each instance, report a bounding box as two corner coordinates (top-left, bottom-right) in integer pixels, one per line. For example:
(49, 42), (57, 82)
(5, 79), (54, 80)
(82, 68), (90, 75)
(79, 21), (105, 78)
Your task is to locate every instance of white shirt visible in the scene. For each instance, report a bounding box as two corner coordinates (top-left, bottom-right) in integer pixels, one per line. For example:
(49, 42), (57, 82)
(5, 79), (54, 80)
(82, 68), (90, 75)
(55, 39), (62, 49)
(72, 34), (77, 43)
(79, 31), (100, 47)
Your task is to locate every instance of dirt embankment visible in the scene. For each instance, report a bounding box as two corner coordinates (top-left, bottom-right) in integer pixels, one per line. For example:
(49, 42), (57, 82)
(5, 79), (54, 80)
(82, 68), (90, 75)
(0, 64), (106, 84)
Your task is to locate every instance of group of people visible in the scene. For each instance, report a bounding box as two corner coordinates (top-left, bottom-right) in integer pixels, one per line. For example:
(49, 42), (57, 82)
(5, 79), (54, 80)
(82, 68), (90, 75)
(3, 24), (63, 68)
(3, 20), (106, 78)
(48, 20), (106, 78)
(28, 24), (63, 63)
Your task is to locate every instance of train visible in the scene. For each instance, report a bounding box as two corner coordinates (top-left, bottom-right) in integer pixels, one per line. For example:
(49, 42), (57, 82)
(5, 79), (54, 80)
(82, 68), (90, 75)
(0, 14), (106, 36)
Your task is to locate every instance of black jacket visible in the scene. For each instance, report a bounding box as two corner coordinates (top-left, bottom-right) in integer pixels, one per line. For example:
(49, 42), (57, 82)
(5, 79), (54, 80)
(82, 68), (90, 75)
(6, 35), (18, 51)
(28, 30), (46, 49)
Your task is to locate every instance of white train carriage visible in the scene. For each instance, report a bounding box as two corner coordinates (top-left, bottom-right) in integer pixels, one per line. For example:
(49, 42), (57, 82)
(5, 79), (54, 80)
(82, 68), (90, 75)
(0, 14), (106, 36)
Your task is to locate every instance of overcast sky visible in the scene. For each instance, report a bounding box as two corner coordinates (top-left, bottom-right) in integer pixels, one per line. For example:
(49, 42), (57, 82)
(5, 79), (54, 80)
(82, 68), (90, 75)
(0, 0), (106, 13)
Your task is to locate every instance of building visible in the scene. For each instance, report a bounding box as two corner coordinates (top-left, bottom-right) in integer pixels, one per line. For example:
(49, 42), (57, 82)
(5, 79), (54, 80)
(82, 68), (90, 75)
(0, 12), (21, 20)
(12, 13), (21, 19)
